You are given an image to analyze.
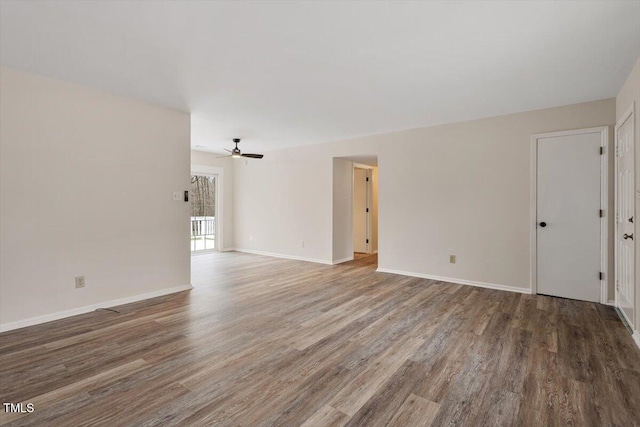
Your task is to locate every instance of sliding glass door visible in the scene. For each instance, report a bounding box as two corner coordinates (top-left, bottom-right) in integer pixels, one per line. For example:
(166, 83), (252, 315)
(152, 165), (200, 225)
(190, 175), (216, 251)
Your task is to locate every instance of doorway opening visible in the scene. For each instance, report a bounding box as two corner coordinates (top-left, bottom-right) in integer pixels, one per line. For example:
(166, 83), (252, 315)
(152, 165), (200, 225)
(332, 156), (378, 266)
(191, 174), (218, 252)
(353, 164), (377, 255)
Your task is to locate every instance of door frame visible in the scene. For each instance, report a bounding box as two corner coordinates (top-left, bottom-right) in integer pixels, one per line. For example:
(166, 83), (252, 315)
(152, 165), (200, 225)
(530, 126), (609, 302)
(354, 163), (373, 254)
(614, 102), (635, 328)
(191, 165), (224, 252)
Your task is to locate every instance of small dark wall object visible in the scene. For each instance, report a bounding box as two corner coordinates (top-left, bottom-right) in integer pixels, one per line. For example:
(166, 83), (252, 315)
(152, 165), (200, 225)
(184, 191), (189, 202)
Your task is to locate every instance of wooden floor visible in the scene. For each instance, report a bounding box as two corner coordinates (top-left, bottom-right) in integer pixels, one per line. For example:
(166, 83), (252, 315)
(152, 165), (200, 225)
(1, 252), (640, 426)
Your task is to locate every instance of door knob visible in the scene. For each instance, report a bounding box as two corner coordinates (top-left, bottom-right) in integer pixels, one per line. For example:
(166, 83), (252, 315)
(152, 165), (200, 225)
(623, 233), (634, 240)
(539, 222), (547, 228)
(629, 217), (634, 223)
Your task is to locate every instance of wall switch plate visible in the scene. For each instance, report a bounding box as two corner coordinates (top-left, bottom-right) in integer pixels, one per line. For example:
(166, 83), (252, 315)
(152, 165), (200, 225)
(75, 276), (85, 288)
(449, 255), (456, 264)
(249, 235), (253, 242)
(172, 191), (182, 201)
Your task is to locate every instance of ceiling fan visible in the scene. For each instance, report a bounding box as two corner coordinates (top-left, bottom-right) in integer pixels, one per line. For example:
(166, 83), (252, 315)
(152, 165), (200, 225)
(218, 138), (264, 159)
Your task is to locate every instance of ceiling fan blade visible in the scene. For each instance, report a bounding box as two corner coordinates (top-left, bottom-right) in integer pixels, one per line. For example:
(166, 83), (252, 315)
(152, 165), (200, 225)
(241, 153), (264, 159)
(224, 148), (233, 153)
(216, 154), (232, 158)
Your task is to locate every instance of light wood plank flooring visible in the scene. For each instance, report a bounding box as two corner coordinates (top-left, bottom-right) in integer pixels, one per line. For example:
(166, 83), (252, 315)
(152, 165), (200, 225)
(1, 252), (639, 426)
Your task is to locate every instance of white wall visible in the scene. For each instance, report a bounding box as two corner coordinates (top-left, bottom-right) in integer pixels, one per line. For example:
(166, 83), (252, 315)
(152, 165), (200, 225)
(616, 57), (640, 333)
(234, 147), (333, 263)
(332, 159), (353, 263)
(190, 150), (234, 250)
(233, 98), (615, 293)
(378, 104), (615, 292)
(0, 67), (191, 329)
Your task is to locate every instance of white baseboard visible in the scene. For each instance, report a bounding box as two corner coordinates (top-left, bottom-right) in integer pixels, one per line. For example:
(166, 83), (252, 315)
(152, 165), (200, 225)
(606, 300), (615, 306)
(332, 257), (354, 265)
(375, 268), (531, 295)
(633, 331), (640, 350)
(233, 248), (333, 265)
(0, 284), (193, 333)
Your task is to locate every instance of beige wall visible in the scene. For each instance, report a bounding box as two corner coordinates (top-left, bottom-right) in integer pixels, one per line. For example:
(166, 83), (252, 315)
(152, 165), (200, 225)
(332, 159), (353, 262)
(190, 150), (235, 250)
(0, 67), (191, 329)
(233, 98), (615, 293)
(616, 57), (640, 332)
(234, 145), (334, 263)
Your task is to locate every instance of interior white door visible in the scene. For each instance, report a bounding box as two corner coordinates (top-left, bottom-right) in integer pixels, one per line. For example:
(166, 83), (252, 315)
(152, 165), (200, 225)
(616, 112), (635, 327)
(353, 168), (369, 253)
(537, 132), (602, 302)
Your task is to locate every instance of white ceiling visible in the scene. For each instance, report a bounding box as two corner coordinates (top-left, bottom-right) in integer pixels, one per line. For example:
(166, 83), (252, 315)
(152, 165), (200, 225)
(1, 1), (639, 154)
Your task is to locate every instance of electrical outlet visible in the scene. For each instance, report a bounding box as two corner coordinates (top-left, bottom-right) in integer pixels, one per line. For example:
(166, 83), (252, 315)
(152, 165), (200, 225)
(449, 255), (456, 264)
(75, 275), (85, 288)
(249, 235), (253, 242)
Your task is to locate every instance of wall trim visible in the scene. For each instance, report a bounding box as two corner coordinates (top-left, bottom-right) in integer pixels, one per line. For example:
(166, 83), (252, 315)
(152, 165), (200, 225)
(0, 284), (193, 333)
(233, 248), (333, 265)
(633, 331), (640, 350)
(606, 300), (616, 306)
(332, 257), (354, 265)
(376, 268), (530, 295)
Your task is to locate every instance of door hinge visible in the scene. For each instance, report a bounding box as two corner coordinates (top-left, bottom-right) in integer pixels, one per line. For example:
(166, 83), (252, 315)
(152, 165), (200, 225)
(600, 146), (604, 155)
(599, 272), (604, 281)
(366, 239), (369, 243)
(366, 177), (369, 182)
(366, 208), (369, 213)
(599, 209), (604, 218)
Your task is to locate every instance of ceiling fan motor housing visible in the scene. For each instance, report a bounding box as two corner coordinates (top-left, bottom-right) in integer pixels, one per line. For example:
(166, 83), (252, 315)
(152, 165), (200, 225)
(225, 137), (264, 159)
